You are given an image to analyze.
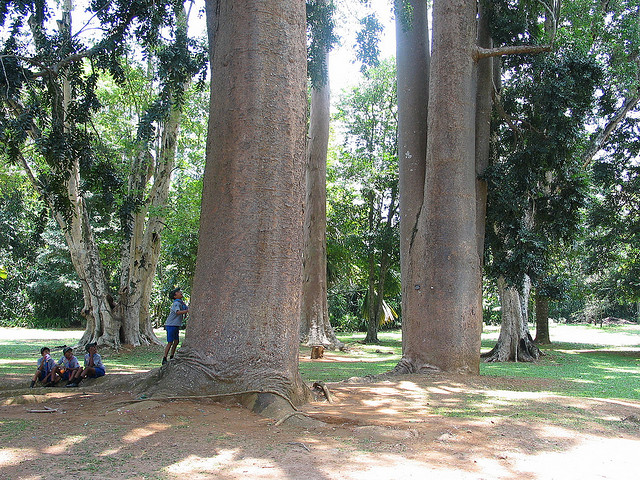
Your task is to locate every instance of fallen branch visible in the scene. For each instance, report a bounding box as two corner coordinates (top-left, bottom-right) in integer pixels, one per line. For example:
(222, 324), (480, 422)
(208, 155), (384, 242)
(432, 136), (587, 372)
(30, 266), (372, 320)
(28, 406), (57, 413)
(286, 441), (310, 452)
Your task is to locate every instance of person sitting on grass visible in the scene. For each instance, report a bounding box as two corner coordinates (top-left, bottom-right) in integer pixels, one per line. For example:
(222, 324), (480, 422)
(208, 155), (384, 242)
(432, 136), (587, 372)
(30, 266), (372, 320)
(68, 343), (105, 387)
(30, 346), (58, 388)
(55, 346), (82, 387)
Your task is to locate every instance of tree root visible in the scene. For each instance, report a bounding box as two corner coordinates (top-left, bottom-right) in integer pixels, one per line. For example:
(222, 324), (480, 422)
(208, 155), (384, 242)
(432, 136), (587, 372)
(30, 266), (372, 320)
(133, 389), (299, 411)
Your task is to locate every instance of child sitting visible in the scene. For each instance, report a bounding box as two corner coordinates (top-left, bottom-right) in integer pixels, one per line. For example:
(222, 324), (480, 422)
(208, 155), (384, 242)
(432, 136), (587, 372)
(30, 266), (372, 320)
(30, 347), (57, 387)
(71, 343), (105, 386)
(55, 346), (82, 387)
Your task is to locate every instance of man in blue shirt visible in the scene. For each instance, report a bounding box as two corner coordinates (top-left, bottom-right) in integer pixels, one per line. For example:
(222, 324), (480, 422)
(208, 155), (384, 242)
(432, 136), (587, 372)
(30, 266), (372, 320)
(163, 287), (188, 365)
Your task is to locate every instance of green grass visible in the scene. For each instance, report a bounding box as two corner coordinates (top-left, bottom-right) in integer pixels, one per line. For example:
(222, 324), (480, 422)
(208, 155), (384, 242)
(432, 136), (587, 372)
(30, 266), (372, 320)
(1, 324), (639, 402)
(481, 345), (640, 399)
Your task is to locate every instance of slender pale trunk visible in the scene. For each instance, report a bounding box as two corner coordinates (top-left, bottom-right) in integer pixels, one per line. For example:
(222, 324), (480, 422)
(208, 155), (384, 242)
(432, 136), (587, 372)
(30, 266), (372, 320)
(60, 0), (119, 348)
(398, 0), (482, 374)
(119, 102), (182, 346)
(364, 192), (379, 343)
(300, 39), (342, 349)
(150, 0), (309, 405)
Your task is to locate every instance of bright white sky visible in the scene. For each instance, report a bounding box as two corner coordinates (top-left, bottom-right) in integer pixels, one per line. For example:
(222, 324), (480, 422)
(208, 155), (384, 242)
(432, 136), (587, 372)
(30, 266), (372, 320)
(329, 0), (396, 94)
(66, 0), (396, 101)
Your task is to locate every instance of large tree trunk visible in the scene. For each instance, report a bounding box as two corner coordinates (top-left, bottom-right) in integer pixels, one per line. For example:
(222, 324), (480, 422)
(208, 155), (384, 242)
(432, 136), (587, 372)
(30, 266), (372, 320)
(149, 0), (310, 407)
(395, 0), (429, 319)
(534, 291), (551, 344)
(300, 38), (343, 350)
(483, 276), (541, 362)
(396, 0), (483, 374)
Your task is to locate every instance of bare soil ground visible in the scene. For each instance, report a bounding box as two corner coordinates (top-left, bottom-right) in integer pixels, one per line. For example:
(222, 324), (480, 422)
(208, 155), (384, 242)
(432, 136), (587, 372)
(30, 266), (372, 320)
(1, 328), (639, 480)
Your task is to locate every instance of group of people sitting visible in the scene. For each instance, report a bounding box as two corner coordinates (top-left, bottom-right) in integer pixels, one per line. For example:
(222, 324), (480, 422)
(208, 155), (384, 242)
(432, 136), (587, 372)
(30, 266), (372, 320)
(30, 342), (105, 388)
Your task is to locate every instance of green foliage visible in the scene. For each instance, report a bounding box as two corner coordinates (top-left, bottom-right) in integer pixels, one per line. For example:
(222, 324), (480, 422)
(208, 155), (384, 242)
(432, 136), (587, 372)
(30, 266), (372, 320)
(485, 50), (601, 289)
(0, 1), (207, 328)
(306, 0), (337, 87)
(26, 224), (83, 327)
(354, 13), (383, 73)
(393, 0), (414, 33)
(328, 58), (400, 332)
(583, 118), (640, 305)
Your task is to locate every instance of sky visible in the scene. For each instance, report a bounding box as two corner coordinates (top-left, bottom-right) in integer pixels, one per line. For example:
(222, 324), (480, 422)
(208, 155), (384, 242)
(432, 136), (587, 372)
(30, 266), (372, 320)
(328, 0), (397, 95)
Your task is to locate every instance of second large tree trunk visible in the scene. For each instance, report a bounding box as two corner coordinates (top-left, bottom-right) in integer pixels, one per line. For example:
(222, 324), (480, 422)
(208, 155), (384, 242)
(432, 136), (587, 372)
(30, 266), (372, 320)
(300, 44), (343, 350)
(396, 0), (482, 374)
(149, 0), (309, 406)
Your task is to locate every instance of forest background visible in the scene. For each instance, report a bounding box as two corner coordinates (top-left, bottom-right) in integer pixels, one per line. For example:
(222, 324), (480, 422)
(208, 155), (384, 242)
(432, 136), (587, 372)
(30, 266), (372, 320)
(0, 0), (639, 344)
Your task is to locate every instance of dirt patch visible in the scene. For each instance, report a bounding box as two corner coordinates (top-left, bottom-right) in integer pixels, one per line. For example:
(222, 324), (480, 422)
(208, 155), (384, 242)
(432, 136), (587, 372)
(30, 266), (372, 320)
(1, 371), (639, 480)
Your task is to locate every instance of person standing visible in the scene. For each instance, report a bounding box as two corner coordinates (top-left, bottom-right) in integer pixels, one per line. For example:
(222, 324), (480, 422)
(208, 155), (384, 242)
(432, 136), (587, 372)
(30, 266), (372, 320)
(162, 287), (188, 365)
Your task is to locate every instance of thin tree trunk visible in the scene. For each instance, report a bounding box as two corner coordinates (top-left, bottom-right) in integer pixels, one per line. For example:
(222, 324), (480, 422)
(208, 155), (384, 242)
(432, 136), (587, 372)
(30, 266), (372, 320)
(149, 0), (310, 407)
(300, 34), (343, 350)
(483, 276), (540, 362)
(364, 191), (379, 344)
(475, 3), (493, 261)
(119, 95), (183, 346)
(534, 291), (551, 344)
(397, 0), (482, 374)
(364, 251), (379, 344)
(396, 0), (429, 298)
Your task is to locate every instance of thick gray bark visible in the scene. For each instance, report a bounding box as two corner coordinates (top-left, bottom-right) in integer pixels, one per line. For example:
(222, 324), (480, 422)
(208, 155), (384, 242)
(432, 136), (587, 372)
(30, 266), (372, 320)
(150, 0), (310, 405)
(397, 0), (483, 374)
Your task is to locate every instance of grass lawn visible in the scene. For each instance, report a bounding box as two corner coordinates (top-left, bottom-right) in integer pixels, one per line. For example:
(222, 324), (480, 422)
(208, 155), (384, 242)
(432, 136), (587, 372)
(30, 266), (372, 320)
(1, 323), (639, 401)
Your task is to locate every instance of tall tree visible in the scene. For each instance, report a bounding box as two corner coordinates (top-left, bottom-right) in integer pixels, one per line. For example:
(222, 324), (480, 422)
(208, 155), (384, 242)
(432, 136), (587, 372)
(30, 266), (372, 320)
(483, 0), (637, 358)
(395, 0), (482, 373)
(150, 0), (310, 409)
(301, 0), (343, 349)
(394, 0), (551, 373)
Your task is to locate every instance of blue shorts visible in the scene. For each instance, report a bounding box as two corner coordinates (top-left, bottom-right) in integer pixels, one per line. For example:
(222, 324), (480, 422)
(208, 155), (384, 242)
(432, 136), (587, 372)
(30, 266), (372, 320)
(87, 367), (105, 378)
(166, 326), (180, 343)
